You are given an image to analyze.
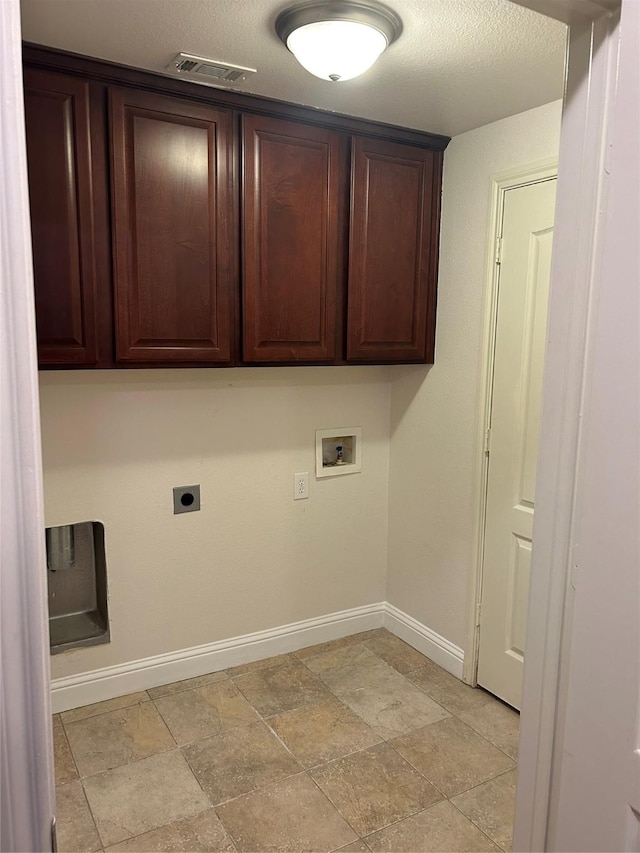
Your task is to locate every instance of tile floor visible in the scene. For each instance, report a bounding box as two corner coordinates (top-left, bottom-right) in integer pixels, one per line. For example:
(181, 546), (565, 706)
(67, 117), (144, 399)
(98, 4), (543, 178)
(53, 628), (520, 852)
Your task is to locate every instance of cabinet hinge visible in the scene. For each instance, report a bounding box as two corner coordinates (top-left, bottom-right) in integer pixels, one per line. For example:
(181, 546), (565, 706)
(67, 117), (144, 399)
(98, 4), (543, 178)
(475, 602), (482, 628)
(484, 427), (492, 455)
(495, 236), (503, 265)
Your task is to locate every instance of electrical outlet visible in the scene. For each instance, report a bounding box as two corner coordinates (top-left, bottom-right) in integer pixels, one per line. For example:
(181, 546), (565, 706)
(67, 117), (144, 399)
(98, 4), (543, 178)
(293, 472), (309, 500)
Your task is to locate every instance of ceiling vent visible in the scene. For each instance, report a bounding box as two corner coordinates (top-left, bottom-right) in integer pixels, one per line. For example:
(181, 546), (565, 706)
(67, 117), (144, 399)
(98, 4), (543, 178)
(166, 53), (256, 85)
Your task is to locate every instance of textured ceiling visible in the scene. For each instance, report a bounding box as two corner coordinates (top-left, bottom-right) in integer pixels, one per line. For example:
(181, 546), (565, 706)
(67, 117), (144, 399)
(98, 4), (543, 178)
(20, 0), (567, 137)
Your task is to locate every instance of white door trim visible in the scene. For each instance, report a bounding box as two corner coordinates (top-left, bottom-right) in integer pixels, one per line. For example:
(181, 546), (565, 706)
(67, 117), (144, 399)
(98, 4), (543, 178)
(463, 159), (558, 689)
(508, 3), (623, 851)
(0, 0), (55, 849)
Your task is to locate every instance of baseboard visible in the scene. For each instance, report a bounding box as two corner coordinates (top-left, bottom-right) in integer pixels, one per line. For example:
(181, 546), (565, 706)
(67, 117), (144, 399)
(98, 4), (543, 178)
(51, 602), (465, 712)
(50, 603), (385, 713)
(383, 603), (465, 679)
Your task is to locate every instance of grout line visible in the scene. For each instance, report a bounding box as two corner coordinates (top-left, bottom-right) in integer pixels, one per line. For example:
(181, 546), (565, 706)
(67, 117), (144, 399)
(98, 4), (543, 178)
(384, 738), (451, 800)
(445, 712), (520, 764)
(210, 767), (309, 811)
(260, 715), (311, 764)
(448, 796), (509, 851)
(449, 764), (519, 800)
(359, 801), (446, 845)
(97, 803), (215, 852)
(151, 708), (179, 749)
(168, 715), (263, 751)
(59, 692), (152, 727)
(77, 775), (107, 848)
(289, 729), (385, 774)
(56, 720), (82, 783)
(225, 651), (298, 680)
(74, 743), (178, 783)
(146, 672), (230, 700)
(305, 769), (363, 841)
(455, 721), (520, 763)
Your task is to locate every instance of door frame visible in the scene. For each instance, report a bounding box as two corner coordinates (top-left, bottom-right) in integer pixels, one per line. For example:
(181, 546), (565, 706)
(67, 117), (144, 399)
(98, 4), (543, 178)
(463, 159), (558, 689)
(1, 0), (625, 850)
(0, 0), (55, 851)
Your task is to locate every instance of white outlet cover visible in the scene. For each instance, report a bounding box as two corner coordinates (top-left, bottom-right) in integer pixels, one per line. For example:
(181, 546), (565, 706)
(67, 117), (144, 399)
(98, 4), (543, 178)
(293, 472), (309, 500)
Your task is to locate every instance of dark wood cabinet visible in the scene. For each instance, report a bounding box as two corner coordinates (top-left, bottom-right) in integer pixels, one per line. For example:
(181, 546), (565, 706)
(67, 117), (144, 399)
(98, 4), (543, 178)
(110, 88), (234, 363)
(23, 46), (448, 369)
(24, 68), (99, 365)
(242, 115), (344, 363)
(347, 137), (441, 363)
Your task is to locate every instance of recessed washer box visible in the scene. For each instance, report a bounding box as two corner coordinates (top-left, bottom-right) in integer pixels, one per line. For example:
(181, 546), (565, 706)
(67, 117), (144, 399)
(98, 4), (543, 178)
(46, 521), (110, 654)
(315, 427), (362, 478)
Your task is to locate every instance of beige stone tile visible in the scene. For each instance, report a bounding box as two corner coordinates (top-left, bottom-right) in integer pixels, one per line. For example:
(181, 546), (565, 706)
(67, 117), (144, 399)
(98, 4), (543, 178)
(65, 701), (175, 777)
(225, 652), (296, 678)
(233, 660), (333, 717)
(350, 628), (390, 644)
(147, 670), (227, 699)
(311, 742), (442, 836)
(54, 724), (78, 785)
(339, 671), (450, 740)
(452, 769), (518, 851)
(83, 750), (209, 847)
(391, 717), (515, 798)
(104, 809), (235, 852)
(61, 692), (150, 724)
(216, 772), (358, 852)
(154, 680), (258, 745)
(183, 720), (302, 804)
(362, 633), (430, 675)
(365, 799), (500, 852)
(459, 699), (520, 760)
(53, 713), (62, 729)
(305, 644), (397, 694)
(269, 698), (381, 768)
(295, 634), (365, 661)
(55, 781), (101, 853)
(408, 661), (492, 715)
(335, 842), (371, 852)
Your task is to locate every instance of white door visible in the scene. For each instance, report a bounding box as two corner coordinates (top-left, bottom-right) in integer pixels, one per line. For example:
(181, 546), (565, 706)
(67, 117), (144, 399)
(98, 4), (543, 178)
(477, 178), (557, 710)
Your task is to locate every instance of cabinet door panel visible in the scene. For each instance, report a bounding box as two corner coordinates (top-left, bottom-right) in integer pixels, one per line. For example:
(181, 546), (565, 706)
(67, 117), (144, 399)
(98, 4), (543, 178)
(110, 89), (233, 362)
(24, 69), (98, 365)
(242, 115), (342, 362)
(348, 138), (440, 363)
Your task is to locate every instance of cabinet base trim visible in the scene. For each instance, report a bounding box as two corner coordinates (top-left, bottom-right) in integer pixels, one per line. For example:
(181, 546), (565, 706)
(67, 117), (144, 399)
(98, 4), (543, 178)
(50, 602), (464, 712)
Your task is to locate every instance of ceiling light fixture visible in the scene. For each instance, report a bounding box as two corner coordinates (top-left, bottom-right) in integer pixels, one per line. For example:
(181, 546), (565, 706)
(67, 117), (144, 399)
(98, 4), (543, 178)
(275, 1), (402, 83)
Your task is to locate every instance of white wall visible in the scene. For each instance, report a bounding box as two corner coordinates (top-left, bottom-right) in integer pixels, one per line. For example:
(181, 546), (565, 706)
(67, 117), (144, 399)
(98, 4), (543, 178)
(41, 367), (392, 680)
(387, 100), (563, 649)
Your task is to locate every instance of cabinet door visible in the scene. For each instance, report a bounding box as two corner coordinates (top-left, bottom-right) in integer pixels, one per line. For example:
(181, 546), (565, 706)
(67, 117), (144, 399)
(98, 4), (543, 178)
(110, 89), (233, 363)
(24, 69), (98, 366)
(347, 137), (441, 363)
(242, 115), (343, 362)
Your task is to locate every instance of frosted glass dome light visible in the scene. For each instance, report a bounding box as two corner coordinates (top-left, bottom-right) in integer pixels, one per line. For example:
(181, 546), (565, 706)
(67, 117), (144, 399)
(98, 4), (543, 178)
(276, 1), (402, 83)
(287, 20), (387, 82)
